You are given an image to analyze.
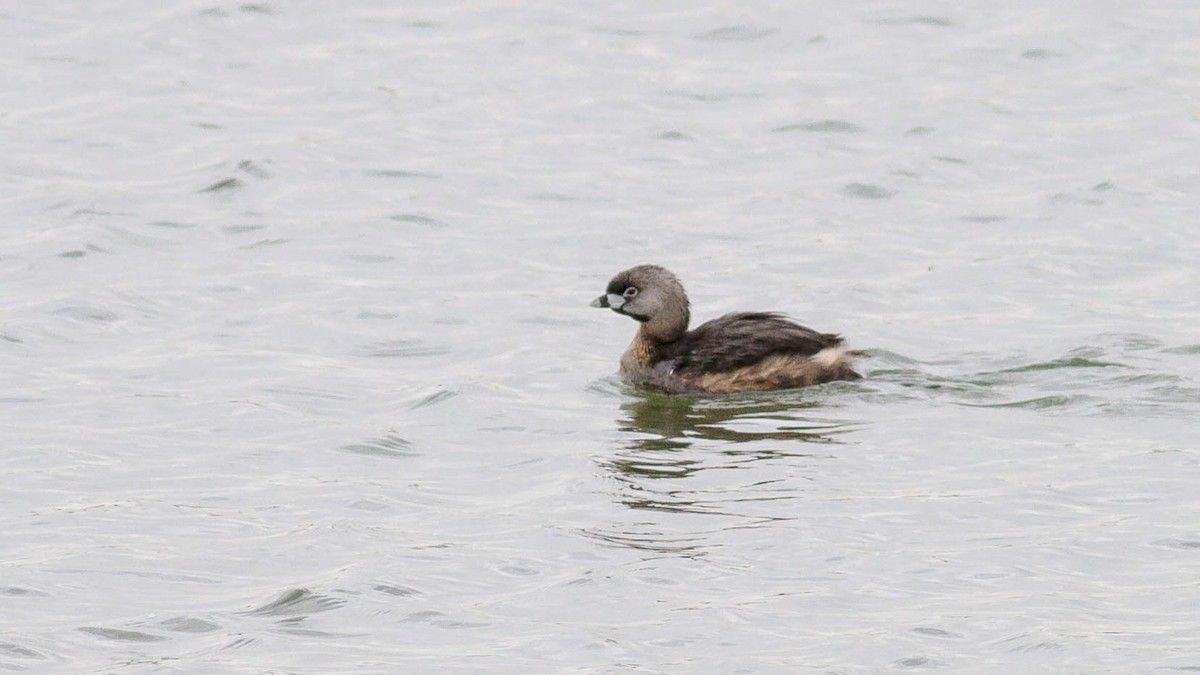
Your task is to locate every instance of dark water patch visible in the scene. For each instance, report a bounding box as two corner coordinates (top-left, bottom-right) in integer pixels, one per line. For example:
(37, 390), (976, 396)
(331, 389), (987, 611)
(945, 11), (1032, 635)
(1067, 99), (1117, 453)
(0, 641), (45, 659)
(862, 349), (923, 368)
(52, 305), (120, 323)
(1163, 344), (1200, 355)
(963, 394), (1091, 410)
(528, 192), (577, 202)
(1049, 190), (1104, 206)
(341, 432), (415, 458)
(374, 584), (420, 597)
(53, 242), (112, 258)
(1092, 332), (1163, 351)
(906, 126), (936, 135)
(407, 388), (457, 410)
(995, 356), (1127, 374)
(240, 4), (274, 16)
(240, 238), (288, 249)
(264, 385), (353, 402)
(875, 16), (955, 27)
(355, 339), (449, 358)
(518, 315), (584, 327)
(222, 224), (265, 235)
(365, 169), (440, 179)
(71, 207), (123, 218)
(773, 120), (864, 134)
(1152, 539), (1200, 550)
(160, 616), (221, 633)
(274, 625), (355, 638)
(399, 610), (488, 630)
(1028, 335), (1164, 365)
(150, 220), (197, 229)
(0, 586), (48, 596)
(497, 563), (540, 577)
(223, 636), (256, 650)
(842, 183), (895, 199)
(1022, 48), (1065, 60)
(1111, 372), (1185, 387)
(582, 528), (705, 556)
(114, 569), (219, 583)
(390, 213), (449, 228)
(199, 177), (244, 193)
(664, 90), (764, 103)
(913, 626), (961, 638)
(657, 130), (692, 140)
(895, 655), (942, 668)
(401, 610), (444, 623)
(357, 310), (399, 320)
(695, 25), (778, 42)
(78, 626), (166, 642)
(1005, 637), (1064, 653)
(932, 155), (967, 164)
(349, 253), (395, 263)
(237, 159), (272, 178)
(592, 25), (646, 37)
(586, 375), (627, 397)
(246, 588), (346, 617)
(101, 225), (177, 251)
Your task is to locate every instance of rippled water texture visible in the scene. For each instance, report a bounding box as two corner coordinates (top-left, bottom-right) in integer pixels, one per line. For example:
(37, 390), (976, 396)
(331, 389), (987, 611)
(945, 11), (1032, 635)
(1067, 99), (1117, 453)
(3, 1), (1199, 673)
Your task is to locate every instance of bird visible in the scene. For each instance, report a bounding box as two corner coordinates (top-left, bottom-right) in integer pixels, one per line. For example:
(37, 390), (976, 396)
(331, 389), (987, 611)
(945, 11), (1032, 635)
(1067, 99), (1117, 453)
(591, 264), (861, 394)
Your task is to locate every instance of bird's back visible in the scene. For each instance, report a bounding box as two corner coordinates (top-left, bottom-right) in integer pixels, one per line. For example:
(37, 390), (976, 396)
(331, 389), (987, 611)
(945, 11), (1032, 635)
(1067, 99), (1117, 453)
(663, 312), (859, 393)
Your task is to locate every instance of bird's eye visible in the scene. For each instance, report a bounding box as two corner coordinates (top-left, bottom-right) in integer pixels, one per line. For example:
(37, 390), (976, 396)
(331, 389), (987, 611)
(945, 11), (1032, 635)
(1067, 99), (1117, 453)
(623, 287), (638, 298)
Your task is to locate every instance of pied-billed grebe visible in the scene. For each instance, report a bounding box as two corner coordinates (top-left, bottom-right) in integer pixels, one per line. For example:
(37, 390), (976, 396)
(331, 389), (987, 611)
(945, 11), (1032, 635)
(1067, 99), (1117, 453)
(591, 264), (862, 394)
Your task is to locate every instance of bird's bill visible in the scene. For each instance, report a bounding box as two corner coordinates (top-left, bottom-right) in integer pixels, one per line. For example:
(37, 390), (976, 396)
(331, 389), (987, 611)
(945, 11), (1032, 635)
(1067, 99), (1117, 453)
(590, 293), (625, 309)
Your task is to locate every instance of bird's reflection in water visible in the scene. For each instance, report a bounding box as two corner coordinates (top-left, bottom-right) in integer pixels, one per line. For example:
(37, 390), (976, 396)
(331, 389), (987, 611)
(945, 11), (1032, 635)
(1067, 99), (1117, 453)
(588, 385), (862, 557)
(620, 389), (852, 450)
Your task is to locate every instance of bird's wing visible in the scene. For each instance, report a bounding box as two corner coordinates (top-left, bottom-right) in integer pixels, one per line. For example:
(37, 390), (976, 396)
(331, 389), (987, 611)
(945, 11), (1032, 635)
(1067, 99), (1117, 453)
(667, 312), (844, 374)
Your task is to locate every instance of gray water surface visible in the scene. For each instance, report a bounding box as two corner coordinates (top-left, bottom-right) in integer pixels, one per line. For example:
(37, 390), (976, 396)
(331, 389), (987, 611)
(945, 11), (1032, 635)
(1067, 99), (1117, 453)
(3, 2), (1200, 673)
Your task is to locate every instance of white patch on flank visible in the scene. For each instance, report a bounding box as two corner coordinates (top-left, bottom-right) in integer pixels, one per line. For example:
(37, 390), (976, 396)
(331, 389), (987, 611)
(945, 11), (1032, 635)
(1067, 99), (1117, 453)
(811, 346), (847, 367)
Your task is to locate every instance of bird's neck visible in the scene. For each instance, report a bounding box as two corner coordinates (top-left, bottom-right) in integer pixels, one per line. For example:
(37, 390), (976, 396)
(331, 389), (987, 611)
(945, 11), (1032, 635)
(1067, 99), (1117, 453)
(624, 319), (686, 370)
(639, 309), (688, 345)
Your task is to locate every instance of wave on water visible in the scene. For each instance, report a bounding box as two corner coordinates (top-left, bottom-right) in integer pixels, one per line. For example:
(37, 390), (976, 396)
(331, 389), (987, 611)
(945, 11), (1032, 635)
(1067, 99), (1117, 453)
(862, 333), (1199, 418)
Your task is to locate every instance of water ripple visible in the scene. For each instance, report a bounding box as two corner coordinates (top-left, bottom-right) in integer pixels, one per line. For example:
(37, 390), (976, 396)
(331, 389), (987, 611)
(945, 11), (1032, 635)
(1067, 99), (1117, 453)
(355, 339), (449, 358)
(843, 183), (896, 199)
(340, 431), (416, 458)
(773, 120), (865, 134)
(245, 588), (346, 618)
(159, 616), (221, 633)
(865, 335), (1198, 418)
(694, 25), (779, 42)
(78, 626), (166, 643)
